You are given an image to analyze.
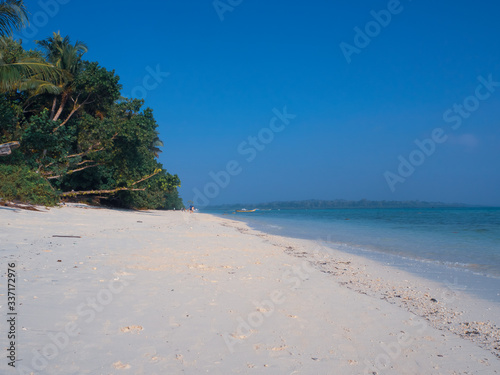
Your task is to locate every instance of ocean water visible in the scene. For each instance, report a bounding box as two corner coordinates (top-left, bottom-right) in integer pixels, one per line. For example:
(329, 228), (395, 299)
(205, 207), (500, 303)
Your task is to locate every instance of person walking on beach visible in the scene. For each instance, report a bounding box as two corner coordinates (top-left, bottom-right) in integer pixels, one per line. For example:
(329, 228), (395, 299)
(189, 205), (195, 213)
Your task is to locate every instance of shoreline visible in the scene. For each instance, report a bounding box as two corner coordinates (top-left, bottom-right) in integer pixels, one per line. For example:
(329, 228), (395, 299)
(214, 210), (500, 303)
(208, 214), (500, 357)
(1, 206), (499, 374)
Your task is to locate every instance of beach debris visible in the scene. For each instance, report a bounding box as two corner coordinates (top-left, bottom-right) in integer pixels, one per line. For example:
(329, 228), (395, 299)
(231, 333), (249, 339)
(52, 235), (81, 238)
(2, 201), (41, 211)
(270, 345), (287, 351)
(282, 242), (500, 359)
(0, 141), (20, 156)
(113, 361), (131, 370)
(120, 325), (143, 334)
(169, 317), (180, 327)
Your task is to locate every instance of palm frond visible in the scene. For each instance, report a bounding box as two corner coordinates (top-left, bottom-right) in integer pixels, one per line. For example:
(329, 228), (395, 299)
(36, 31), (88, 75)
(18, 79), (62, 95)
(0, 58), (63, 92)
(0, 0), (28, 37)
(152, 140), (164, 147)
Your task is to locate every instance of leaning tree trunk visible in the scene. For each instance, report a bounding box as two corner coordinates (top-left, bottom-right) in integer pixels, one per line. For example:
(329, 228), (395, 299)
(52, 91), (69, 121)
(50, 97), (58, 120)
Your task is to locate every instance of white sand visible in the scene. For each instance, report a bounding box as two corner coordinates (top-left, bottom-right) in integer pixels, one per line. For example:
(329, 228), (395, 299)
(0, 205), (499, 374)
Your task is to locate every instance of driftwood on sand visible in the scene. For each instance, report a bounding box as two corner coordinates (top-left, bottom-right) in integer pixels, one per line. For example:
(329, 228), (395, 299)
(0, 141), (20, 156)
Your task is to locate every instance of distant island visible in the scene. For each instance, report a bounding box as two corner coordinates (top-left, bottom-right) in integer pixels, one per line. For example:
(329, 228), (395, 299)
(207, 199), (471, 210)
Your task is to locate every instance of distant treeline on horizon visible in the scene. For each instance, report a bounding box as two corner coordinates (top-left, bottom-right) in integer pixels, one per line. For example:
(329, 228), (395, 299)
(208, 199), (472, 210)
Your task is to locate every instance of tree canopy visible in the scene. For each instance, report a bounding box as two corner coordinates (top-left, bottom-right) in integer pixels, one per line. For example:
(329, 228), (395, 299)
(0, 15), (183, 209)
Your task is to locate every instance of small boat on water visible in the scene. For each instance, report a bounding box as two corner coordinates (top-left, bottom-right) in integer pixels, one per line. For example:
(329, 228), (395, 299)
(235, 208), (257, 213)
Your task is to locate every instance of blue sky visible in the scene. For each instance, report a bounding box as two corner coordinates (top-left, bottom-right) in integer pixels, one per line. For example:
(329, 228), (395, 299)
(16, 0), (500, 206)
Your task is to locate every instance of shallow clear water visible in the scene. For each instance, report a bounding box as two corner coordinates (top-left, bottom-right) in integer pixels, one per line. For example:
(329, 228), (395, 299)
(205, 207), (500, 302)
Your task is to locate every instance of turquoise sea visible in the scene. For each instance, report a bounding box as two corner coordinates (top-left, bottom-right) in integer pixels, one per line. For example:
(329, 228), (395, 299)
(205, 207), (500, 303)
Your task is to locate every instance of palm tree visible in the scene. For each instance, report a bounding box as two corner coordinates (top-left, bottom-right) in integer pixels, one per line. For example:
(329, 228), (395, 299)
(36, 31), (88, 124)
(0, 0), (27, 37)
(151, 133), (164, 158)
(36, 31), (88, 74)
(0, 2), (62, 94)
(0, 36), (63, 94)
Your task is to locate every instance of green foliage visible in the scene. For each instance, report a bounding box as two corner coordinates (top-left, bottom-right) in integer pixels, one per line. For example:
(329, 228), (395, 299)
(0, 0), (28, 37)
(20, 109), (75, 180)
(0, 30), (182, 210)
(36, 31), (87, 73)
(0, 37), (64, 93)
(74, 61), (121, 115)
(0, 94), (21, 142)
(1, 36), (25, 62)
(0, 164), (59, 205)
(114, 167), (183, 209)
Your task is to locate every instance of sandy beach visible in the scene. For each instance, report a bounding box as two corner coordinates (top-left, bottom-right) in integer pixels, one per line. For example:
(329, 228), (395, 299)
(1, 205), (500, 375)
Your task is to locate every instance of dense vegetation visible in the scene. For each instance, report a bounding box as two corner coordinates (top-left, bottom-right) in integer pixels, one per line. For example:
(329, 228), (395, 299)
(0, 1), (183, 209)
(210, 199), (469, 210)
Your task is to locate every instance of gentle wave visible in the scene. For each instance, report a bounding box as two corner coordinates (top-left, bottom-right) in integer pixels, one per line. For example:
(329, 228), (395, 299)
(207, 207), (500, 302)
